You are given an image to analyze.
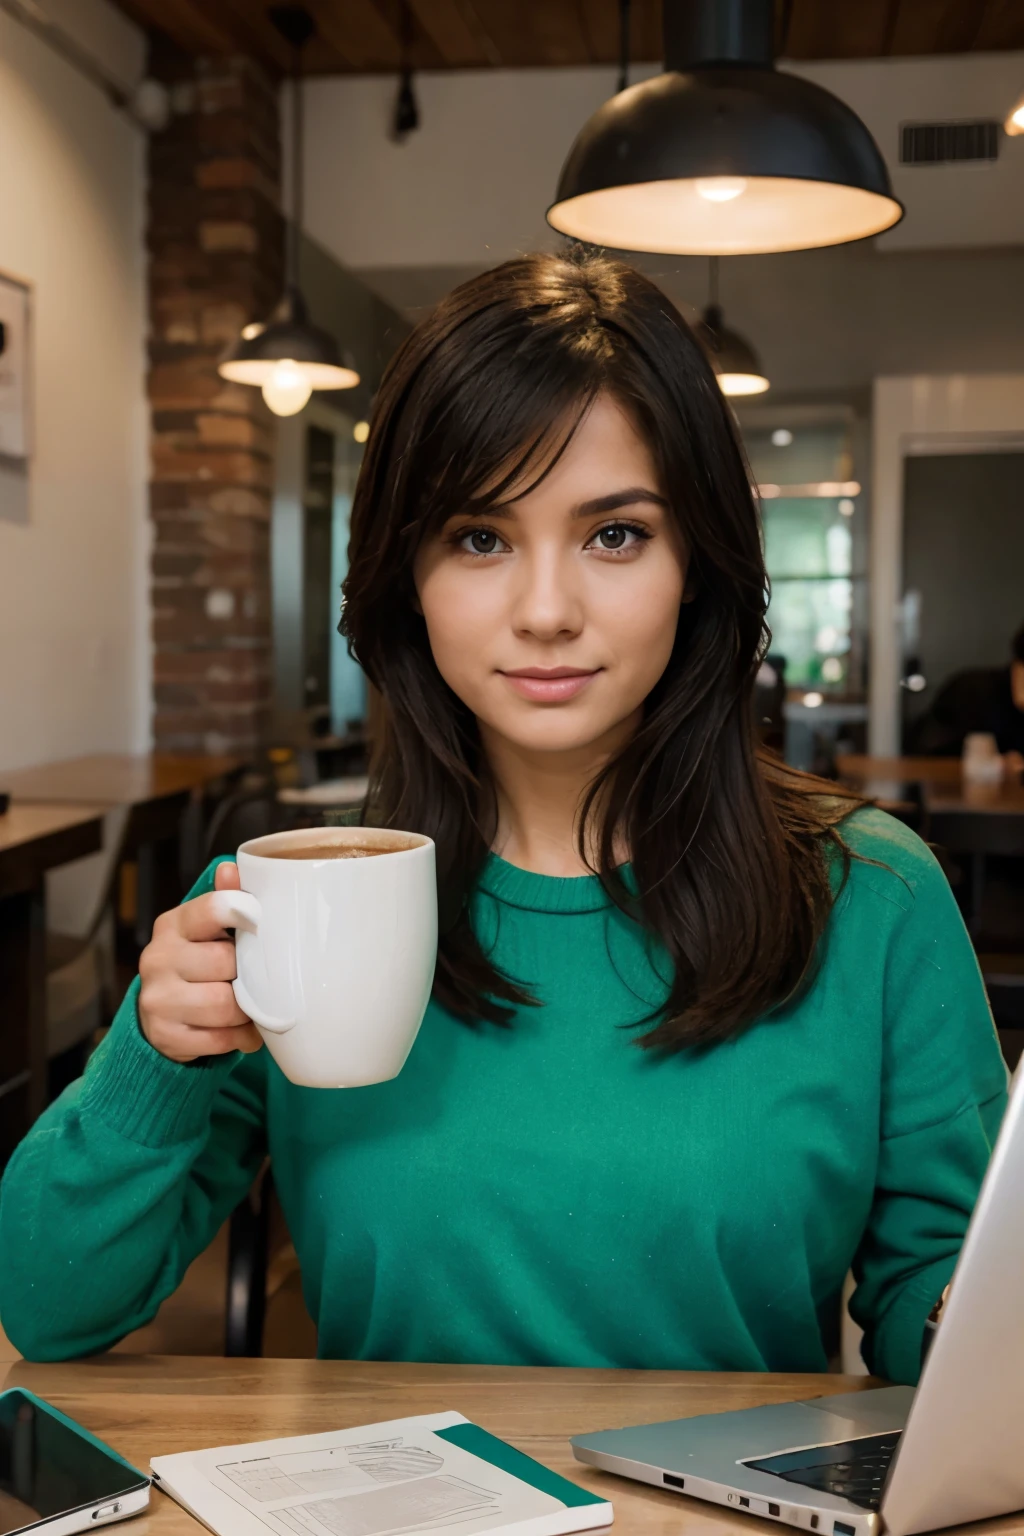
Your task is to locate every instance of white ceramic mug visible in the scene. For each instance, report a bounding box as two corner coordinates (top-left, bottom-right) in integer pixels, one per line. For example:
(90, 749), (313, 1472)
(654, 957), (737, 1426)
(210, 825), (437, 1088)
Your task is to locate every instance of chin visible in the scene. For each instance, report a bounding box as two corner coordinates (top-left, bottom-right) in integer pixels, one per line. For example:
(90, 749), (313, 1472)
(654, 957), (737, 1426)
(488, 706), (626, 757)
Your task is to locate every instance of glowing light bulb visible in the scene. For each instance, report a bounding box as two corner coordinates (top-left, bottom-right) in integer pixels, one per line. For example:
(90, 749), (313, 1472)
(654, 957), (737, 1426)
(1006, 98), (1024, 136)
(717, 371), (769, 396)
(353, 420), (370, 443)
(261, 360), (313, 416)
(696, 176), (748, 203)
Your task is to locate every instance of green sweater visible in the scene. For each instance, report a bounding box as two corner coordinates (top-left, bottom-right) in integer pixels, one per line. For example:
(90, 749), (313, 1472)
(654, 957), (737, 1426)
(0, 809), (1007, 1380)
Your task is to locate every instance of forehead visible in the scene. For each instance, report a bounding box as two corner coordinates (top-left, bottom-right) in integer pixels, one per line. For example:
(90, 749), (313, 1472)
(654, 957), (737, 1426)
(489, 393), (662, 514)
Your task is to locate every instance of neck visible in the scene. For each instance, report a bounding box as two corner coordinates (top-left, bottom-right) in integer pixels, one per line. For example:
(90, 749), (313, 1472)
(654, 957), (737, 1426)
(480, 710), (640, 877)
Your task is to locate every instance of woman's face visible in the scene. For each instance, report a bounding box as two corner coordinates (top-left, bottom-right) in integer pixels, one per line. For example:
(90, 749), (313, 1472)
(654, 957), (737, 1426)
(413, 392), (688, 761)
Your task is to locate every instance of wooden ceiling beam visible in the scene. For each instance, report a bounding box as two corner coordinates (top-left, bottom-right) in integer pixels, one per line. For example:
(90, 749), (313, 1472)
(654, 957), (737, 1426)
(110, 0), (1024, 71)
(973, 0), (1024, 49)
(407, 0), (502, 68)
(114, 0), (246, 57)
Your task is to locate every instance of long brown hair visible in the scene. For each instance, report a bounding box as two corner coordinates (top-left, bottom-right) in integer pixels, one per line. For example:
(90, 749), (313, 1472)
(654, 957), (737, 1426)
(342, 248), (861, 1049)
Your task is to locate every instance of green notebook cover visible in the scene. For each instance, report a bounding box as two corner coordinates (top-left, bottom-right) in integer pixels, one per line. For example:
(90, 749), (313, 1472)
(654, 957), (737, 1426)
(434, 1422), (607, 1510)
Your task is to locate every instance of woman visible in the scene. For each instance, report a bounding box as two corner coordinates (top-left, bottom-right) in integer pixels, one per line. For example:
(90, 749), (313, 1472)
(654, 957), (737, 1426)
(0, 251), (1006, 1378)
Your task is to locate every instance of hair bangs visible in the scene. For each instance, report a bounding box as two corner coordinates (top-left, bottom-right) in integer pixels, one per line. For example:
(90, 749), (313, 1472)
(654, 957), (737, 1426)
(407, 356), (606, 548)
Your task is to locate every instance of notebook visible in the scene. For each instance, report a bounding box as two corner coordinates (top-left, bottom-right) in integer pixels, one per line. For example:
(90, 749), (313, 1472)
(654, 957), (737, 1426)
(149, 1411), (613, 1536)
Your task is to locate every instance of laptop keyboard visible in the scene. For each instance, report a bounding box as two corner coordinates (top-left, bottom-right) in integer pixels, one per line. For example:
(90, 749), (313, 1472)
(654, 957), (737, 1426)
(746, 1432), (902, 1513)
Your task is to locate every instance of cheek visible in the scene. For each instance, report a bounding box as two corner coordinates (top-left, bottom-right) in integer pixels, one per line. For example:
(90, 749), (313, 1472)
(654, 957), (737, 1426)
(598, 557), (686, 676)
(415, 563), (499, 698)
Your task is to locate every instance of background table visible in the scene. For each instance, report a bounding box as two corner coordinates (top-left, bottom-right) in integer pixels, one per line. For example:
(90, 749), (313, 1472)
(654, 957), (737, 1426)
(0, 753), (244, 806)
(3, 1357), (1023, 1536)
(835, 755), (963, 789)
(0, 803), (104, 1163)
(0, 754), (244, 942)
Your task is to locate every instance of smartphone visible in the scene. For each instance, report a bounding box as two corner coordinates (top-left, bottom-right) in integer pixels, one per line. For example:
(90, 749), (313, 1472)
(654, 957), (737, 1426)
(0, 1389), (149, 1536)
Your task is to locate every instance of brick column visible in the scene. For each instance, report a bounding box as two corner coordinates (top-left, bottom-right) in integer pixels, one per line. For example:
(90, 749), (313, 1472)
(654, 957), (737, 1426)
(147, 55), (284, 755)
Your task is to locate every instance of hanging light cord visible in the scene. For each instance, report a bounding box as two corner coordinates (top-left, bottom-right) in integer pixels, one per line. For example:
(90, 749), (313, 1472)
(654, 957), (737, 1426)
(617, 0), (632, 93)
(708, 254), (719, 309)
(288, 39), (304, 292)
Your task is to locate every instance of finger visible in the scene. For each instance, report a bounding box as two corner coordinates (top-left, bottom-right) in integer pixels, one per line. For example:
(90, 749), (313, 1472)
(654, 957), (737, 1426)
(174, 938), (238, 984)
(214, 860), (241, 892)
(177, 889), (241, 943)
(147, 1021), (262, 1062)
(178, 1022), (263, 1056)
(153, 980), (250, 1029)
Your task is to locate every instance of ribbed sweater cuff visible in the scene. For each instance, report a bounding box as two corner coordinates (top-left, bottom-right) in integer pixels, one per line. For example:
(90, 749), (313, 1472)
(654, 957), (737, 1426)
(79, 977), (239, 1149)
(872, 1254), (959, 1386)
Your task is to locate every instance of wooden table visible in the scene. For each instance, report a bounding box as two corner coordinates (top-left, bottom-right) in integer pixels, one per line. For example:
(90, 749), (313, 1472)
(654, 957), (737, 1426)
(838, 756), (1024, 805)
(2, 1357), (1020, 1536)
(925, 779), (1024, 816)
(0, 754), (244, 806)
(836, 755), (963, 788)
(0, 754), (245, 942)
(837, 754), (1024, 934)
(0, 803), (104, 1163)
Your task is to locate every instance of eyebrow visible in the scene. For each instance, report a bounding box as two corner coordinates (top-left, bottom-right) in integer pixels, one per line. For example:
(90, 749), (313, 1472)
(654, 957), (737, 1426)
(464, 487), (669, 522)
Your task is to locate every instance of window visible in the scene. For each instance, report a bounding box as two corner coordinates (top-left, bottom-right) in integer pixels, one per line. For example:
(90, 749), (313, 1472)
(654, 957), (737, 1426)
(742, 420), (867, 697)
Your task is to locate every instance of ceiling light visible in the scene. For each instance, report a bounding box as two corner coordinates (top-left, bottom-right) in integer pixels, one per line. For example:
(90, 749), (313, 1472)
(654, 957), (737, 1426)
(548, 0), (903, 255)
(697, 258), (769, 397)
(771, 428), (793, 447)
(260, 360), (313, 417)
(218, 7), (359, 415)
(353, 420), (370, 443)
(696, 176), (747, 202)
(1005, 98), (1024, 136)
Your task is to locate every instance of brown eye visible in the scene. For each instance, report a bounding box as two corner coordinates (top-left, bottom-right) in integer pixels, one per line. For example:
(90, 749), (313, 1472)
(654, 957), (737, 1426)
(462, 528), (502, 554)
(597, 525), (628, 549)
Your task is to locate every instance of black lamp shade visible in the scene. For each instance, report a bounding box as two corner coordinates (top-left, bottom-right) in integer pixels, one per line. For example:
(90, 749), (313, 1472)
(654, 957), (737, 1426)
(548, 65), (903, 255)
(218, 288), (359, 390)
(698, 303), (768, 396)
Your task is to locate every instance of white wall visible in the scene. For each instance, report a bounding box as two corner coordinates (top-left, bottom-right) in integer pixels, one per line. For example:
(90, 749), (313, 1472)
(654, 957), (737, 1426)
(302, 52), (1024, 272)
(0, 0), (148, 771)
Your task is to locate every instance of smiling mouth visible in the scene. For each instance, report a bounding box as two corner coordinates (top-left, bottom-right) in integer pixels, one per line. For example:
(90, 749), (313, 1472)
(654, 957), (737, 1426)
(498, 667), (601, 703)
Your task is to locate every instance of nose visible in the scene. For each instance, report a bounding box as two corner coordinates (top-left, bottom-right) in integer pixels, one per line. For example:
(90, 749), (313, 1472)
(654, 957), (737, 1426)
(509, 542), (584, 643)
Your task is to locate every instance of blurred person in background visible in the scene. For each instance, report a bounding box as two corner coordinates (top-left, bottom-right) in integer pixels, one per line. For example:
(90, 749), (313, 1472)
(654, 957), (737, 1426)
(910, 622), (1024, 776)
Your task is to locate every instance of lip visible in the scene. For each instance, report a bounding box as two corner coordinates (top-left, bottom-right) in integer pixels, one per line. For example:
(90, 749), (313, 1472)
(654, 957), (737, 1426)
(498, 666), (601, 703)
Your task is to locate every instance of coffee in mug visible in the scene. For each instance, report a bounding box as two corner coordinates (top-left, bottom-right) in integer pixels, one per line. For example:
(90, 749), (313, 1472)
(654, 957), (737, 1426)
(210, 826), (437, 1088)
(261, 835), (415, 860)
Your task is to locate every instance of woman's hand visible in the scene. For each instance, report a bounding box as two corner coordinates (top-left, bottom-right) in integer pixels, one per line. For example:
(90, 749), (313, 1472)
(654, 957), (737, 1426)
(138, 861), (263, 1062)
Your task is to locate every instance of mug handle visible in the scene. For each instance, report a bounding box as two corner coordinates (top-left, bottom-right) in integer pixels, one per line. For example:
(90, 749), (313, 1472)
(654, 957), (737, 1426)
(209, 889), (297, 1035)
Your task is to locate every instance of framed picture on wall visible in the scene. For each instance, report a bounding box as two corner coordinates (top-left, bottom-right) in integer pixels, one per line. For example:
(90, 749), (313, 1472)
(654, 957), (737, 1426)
(0, 272), (32, 463)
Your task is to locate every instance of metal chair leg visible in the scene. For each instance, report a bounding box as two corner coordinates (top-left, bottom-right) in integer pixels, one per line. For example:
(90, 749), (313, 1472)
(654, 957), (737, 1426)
(225, 1167), (272, 1357)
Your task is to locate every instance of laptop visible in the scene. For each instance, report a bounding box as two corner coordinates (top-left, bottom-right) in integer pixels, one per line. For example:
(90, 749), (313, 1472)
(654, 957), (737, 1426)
(571, 1060), (1024, 1536)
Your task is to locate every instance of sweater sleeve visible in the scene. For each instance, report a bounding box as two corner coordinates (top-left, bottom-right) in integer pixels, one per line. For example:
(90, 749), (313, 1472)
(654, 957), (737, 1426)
(848, 838), (1009, 1385)
(0, 857), (268, 1362)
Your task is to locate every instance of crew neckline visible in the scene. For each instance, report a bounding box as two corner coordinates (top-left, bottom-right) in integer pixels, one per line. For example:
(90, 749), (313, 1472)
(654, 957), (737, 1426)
(477, 852), (616, 914)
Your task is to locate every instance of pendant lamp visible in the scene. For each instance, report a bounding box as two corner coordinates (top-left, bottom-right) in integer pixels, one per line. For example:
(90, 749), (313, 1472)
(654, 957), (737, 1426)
(548, 0), (903, 255)
(698, 258), (768, 396)
(218, 6), (358, 415)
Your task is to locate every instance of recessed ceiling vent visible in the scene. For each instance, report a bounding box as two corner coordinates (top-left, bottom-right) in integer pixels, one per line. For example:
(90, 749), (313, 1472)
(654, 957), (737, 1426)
(900, 120), (1000, 165)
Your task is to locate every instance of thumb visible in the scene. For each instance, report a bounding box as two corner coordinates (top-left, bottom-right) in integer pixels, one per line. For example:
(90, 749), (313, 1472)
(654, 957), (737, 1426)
(214, 859), (241, 891)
